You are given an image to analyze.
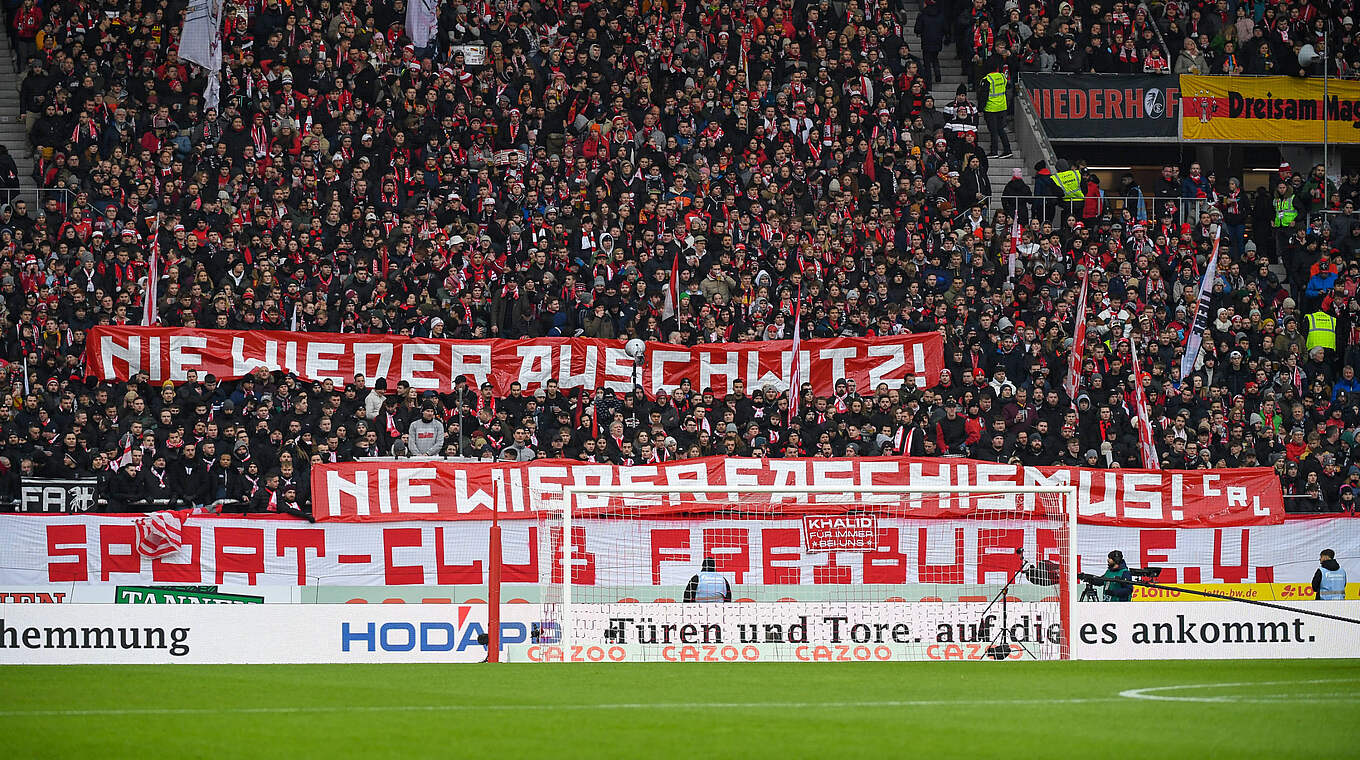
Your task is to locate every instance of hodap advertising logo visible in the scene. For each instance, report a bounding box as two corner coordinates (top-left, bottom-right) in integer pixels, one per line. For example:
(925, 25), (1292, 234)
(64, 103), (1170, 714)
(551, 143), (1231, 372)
(340, 606), (559, 656)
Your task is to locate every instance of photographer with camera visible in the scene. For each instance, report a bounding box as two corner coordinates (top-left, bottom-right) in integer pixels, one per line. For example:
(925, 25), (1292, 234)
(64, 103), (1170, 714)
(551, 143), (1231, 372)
(1079, 551), (1135, 602)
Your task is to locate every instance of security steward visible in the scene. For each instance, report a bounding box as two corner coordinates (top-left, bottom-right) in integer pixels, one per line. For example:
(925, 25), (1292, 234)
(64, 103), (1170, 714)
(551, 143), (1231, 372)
(683, 556), (732, 603)
(1271, 180), (1299, 257)
(1306, 303), (1337, 365)
(1312, 548), (1347, 600)
(981, 66), (1012, 159)
(1054, 159), (1084, 226)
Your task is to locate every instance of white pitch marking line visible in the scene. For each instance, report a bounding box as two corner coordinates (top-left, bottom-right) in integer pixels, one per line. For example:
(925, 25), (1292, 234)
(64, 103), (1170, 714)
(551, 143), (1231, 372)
(1120, 678), (1360, 703)
(0, 697), (1126, 718)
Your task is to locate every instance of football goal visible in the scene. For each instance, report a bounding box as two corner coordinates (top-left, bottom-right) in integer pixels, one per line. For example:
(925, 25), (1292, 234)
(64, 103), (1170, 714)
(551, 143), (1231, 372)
(528, 484), (1077, 662)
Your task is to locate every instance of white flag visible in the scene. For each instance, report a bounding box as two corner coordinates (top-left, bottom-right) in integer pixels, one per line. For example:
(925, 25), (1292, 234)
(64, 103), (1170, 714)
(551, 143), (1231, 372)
(406, 0), (439, 49)
(1179, 226), (1222, 380)
(179, 0), (225, 109)
(143, 226), (160, 326)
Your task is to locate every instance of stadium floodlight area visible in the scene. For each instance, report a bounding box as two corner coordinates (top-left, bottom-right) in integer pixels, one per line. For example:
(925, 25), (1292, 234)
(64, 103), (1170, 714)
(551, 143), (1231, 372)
(529, 484), (1076, 662)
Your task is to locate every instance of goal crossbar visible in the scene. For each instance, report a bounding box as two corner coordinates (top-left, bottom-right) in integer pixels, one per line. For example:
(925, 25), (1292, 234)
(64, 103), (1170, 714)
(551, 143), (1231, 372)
(549, 484), (1078, 656)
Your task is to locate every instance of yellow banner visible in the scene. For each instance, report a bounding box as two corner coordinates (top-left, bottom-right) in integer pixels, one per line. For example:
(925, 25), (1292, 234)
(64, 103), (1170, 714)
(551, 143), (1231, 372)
(1179, 74), (1360, 143)
(1133, 582), (1360, 602)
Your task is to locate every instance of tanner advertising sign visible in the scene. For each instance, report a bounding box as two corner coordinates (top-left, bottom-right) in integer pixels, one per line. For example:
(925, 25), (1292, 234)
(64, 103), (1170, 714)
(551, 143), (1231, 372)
(1022, 74), (1178, 138)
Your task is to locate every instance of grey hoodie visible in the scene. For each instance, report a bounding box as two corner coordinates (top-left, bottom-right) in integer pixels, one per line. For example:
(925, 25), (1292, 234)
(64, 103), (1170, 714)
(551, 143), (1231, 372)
(407, 417), (445, 456)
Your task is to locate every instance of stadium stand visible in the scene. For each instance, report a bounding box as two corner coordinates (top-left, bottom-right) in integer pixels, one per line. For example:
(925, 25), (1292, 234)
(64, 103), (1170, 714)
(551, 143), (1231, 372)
(0, 0), (1357, 517)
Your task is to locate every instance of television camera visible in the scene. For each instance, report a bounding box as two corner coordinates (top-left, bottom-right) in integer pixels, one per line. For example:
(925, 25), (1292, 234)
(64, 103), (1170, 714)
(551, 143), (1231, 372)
(1077, 566), (1163, 601)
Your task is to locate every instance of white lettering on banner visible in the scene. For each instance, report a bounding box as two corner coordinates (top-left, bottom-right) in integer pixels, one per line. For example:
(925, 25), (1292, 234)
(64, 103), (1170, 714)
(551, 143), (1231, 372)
(87, 327), (946, 401)
(804, 515), (879, 552)
(304, 342), (346, 384)
(449, 345), (492, 388)
(1120, 473), (1164, 521)
(307, 458), (1282, 526)
(819, 346), (856, 386)
(354, 343), (394, 383)
(401, 344), (441, 389)
(326, 470), (369, 516)
(648, 349), (691, 396)
(148, 336), (161, 380)
(555, 344), (596, 390)
(168, 335), (207, 378)
(599, 347), (633, 392)
(1074, 601), (1360, 659)
(4, 515), (1350, 590)
(397, 469), (439, 514)
(700, 350), (740, 394)
(866, 344), (906, 389)
(231, 335), (277, 375)
(517, 344), (552, 387)
(100, 334), (140, 379)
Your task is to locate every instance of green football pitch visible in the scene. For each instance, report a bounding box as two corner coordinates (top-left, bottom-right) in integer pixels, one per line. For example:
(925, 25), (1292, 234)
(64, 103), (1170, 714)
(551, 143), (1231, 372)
(2, 660), (1356, 758)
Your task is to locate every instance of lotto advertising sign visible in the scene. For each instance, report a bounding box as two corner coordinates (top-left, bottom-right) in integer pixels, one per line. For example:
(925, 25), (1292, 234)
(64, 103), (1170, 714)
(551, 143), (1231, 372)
(1180, 74), (1360, 143)
(0, 603), (549, 664)
(85, 326), (944, 399)
(1075, 601), (1360, 659)
(1132, 582), (1360, 602)
(518, 602), (1062, 663)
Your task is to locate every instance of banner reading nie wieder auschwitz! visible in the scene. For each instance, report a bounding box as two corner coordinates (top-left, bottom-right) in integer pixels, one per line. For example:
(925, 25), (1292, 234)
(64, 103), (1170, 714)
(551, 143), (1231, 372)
(84, 326), (944, 399)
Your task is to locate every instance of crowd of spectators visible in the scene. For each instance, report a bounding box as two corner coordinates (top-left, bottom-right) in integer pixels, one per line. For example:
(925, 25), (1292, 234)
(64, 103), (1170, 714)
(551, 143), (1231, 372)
(0, 0), (1357, 516)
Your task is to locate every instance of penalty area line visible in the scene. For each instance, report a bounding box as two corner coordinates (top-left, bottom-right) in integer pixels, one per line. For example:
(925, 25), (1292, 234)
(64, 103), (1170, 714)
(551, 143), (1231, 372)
(1120, 678), (1360, 703)
(0, 696), (1126, 718)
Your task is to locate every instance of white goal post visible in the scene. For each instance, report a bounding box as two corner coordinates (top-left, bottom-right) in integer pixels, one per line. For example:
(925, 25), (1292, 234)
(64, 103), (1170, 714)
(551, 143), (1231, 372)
(538, 483), (1079, 662)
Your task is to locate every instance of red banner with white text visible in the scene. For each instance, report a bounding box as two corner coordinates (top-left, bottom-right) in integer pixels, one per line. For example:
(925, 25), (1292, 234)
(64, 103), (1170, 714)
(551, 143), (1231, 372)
(0, 513), (1341, 589)
(309, 457), (1284, 528)
(84, 327), (944, 398)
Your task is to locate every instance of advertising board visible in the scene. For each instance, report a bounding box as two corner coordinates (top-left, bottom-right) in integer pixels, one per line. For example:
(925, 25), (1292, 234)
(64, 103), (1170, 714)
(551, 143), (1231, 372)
(1074, 601), (1360, 659)
(1022, 73), (1178, 139)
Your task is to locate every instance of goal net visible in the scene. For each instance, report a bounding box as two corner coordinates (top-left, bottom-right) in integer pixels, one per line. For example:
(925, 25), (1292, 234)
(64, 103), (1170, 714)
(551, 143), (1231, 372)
(531, 485), (1075, 662)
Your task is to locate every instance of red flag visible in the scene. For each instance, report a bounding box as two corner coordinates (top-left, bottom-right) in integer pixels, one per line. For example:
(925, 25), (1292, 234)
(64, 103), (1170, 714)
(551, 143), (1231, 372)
(1063, 267), (1089, 404)
(1130, 338), (1160, 469)
(863, 144), (875, 182)
(788, 288), (803, 420)
(1008, 215), (1020, 280)
(662, 248), (680, 320)
(134, 510), (190, 558)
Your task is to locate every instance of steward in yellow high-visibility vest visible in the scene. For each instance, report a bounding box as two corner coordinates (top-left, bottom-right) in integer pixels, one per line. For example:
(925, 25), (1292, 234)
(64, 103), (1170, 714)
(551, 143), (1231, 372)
(1272, 194), (1298, 228)
(983, 71), (1008, 112)
(981, 68), (1012, 158)
(1055, 165), (1084, 201)
(1306, 309), (1337, 353)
